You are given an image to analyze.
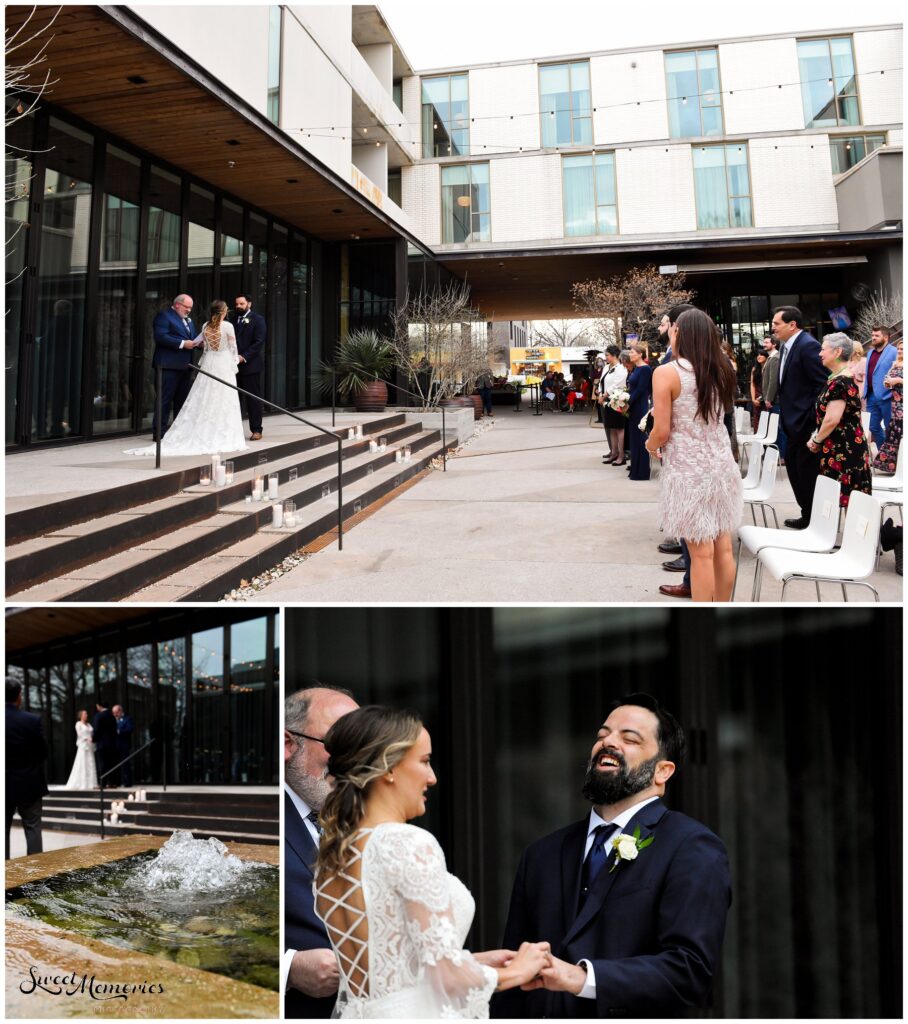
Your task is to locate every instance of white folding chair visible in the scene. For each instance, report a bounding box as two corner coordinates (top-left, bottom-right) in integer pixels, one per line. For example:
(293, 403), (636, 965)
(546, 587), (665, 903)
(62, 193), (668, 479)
(872, 440), (903, 492)
(755, 490), (882, 601)
(740, 413), (779, 474)
(741, 443), (764, 489)
(744, 446), (780, 528)
(736, 408), (753, 436)
(735, 476), (841, 600)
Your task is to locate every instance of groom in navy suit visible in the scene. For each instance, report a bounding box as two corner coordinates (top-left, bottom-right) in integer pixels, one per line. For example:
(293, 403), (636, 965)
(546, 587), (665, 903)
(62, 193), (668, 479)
(284, 685), (359, 1018)
(495, 693), (731, 1019)
(152, 293), (201, 439)
(231, 295), (268, 441)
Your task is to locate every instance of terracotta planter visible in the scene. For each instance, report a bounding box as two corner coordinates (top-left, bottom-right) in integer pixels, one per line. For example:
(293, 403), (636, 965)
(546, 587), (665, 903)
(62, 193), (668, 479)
(438, 397), (464, 410)
(354, 380), (388, 412)
(468, 395), (483, 420)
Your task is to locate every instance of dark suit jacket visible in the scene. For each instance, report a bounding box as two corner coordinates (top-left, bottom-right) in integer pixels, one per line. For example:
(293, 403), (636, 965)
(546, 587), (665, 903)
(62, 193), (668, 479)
(5, 703), (49, 807)
(230, 310), (267, 375)
(92, 708), (118, 752)
(152, 308), (196, 370)
(494, 799), (732, 1019)
(285, 790), (336, 1018)
(115, 713), (134, 754)
(778, 331), (827, 439)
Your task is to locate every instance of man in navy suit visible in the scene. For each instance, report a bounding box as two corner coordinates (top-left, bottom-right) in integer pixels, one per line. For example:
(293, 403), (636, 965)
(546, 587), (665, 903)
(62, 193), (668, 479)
(283, 685), (359, 1018)
(773, 305), (828, 528)
(231, 294), (268, 440)
(5, 677), (49, 857)
(92, 701), (119, 786)
(863, 324), (898, 447)
(152, 293), (201, 440)
(113, 705), (135, 787)
(494, 693), (731, 1019)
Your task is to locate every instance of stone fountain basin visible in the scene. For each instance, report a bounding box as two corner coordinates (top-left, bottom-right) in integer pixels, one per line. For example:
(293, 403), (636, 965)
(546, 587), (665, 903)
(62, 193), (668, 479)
(5, 835), (279, 1019)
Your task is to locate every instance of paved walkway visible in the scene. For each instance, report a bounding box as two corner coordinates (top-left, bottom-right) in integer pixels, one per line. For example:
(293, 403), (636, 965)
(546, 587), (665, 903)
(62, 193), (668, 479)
(247, 406), (902, 603)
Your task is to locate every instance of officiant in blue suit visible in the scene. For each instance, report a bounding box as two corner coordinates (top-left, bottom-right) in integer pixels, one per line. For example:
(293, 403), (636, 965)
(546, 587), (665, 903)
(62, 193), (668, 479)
(494, 693), (731, 1019)
(152, 293), (200, 439)
(283, 685), (359, 1018)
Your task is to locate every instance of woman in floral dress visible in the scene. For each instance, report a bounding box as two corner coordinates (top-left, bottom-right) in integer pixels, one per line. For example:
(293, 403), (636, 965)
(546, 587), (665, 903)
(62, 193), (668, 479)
(807, 333), (872, 508)
(872, 339), (902, 474)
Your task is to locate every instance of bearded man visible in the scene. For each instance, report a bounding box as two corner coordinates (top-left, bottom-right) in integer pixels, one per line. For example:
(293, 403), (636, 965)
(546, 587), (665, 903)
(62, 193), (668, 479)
(493, 692), (731, 1019)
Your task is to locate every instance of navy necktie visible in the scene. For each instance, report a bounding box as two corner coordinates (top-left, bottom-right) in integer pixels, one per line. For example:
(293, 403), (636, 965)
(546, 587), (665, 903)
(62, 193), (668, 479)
(306, 810), (323, 837)
(579, 823), (619, 907)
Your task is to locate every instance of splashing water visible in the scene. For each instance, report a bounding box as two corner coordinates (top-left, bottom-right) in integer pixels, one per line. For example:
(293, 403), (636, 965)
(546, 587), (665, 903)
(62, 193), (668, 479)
(135, 830), (252, 891)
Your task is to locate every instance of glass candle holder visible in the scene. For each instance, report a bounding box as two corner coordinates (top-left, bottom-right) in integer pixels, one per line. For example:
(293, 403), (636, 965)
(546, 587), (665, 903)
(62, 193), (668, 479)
(356, 424), (364, 440)
(271, 502), (283, 528)
(347, 427), (355, 441)
(214, 463), (226, 487)
(252, 475), (264, 501)
(369, 439), (378, 453)
(224, 461), (235, 484)
(283, 499), (297, 528)
(288, 467), (298, 483)
(199, 465), (212, 486)
(268, 474), (279, 500)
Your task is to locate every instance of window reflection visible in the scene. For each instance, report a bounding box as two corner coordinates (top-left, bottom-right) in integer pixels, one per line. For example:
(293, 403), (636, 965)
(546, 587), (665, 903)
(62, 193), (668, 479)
(665, 48), (723, 138)
(540, 62), (592, 148)
(798, 37), (860, 128)
(230, 617), (267, 783)
(157, 637), (186, 784)
(422, 74), (469, 158)
(192, 627), (225, 783)
(5, 114), (33, 441)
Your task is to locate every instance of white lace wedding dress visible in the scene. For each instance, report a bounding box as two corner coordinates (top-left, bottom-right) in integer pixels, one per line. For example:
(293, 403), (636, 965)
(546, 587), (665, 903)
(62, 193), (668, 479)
(125, 321), (248, 456)
(314, 822), (497, 1018)
(65, 721), (98, 789)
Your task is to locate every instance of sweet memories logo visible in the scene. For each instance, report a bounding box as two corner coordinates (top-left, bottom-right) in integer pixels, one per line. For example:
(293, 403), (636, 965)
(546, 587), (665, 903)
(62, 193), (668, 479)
(19, 967), (165, 1002)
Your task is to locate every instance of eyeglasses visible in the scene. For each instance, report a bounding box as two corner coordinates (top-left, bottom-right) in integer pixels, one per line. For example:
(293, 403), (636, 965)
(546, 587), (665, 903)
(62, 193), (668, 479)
(286, 729), (325, 745)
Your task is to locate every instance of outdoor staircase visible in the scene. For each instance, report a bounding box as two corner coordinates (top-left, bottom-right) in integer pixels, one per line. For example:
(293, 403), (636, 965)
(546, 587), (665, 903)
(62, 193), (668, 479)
(6, 413), (451, 602)
(41, 789), (279, 846)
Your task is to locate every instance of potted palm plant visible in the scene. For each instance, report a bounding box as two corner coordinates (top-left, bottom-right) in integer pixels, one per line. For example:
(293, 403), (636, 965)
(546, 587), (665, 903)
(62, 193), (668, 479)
(318, 329), (396, 412)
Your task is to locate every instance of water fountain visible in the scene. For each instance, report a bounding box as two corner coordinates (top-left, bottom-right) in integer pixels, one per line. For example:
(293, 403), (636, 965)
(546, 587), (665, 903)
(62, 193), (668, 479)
(5, 831), (279, 1018)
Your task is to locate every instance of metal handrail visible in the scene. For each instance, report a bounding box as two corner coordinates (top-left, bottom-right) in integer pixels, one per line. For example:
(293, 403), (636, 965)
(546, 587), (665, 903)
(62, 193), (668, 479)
(99, 736), (156, 840)
(155, 364), (346, 550)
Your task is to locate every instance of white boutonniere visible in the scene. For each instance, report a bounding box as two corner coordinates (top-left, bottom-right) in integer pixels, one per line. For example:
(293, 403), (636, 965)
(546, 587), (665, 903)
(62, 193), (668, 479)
(610, 825), (654, 873)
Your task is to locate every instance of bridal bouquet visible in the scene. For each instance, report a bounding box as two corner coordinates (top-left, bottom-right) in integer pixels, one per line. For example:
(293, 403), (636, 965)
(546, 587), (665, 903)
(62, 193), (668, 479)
(608, 390), (631, 416)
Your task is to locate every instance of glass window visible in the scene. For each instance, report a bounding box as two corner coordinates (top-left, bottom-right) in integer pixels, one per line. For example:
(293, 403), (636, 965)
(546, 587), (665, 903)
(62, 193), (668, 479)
(157, 637), (186, 784)
(540, 61), (593, 148)
(563, 152), (617, 236)
(387, 169), (402, 207)
(32, 117), (94, 441)
(441, 162), (490, 243)
(187, 184), (215, 319)
(392, 78), (403, 112)
(229, 617), (268, 783)
(829, 133), (886, 174)
(48, 665), (69, 782)
(248, 212), (269, 312)
(220, 199), (245, 306)
(798, 37), (860, 128)
(421, 73), (469, 157)
(95, 145), (141, 435)
(126, 644), (153, 783)
(693, 144), (753, 229)
(666, 48), (723, 138)
(267, 5), (282, 124)
(143, 165), (182, 429)
(5, 114), (33, 442)
(270, 223), (288, 407)
(191, 627), (226, 783)
(289, 235), (309, 407)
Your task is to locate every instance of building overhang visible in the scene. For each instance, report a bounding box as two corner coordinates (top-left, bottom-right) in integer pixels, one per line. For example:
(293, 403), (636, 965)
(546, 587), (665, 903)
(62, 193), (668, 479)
(4, 4), (432, 251)
(436, 230), (903, 319)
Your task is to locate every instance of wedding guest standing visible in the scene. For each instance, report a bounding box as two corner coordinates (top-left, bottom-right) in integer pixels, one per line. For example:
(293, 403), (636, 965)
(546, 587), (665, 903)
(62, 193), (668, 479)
(863, 324), (897, 448)
(807, 333), (872, 508)
(5, 677), (48, 857)
(873, 340), (903, 474)
(598, 346), (628, 466)
(113, 704), (135, 787)
(626, 343), (653, 481)
(283, 685), (359, 1018)
(152, 293), (200, 439)
(232, 294), (268, 440)
(647, 309), (742, 602)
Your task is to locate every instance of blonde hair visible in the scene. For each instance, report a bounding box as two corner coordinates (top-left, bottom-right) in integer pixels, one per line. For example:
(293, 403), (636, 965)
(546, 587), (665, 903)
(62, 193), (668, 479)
(315, 706), (422, 880)
(203, 300), (228, 350)
(850, 341), (864, 361)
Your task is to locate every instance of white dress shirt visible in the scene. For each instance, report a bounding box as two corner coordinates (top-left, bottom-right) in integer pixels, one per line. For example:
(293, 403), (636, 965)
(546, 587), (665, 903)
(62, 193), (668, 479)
(778, 329), (802, 382)
(280, 783), (321, 994)
(576, 795), (661, 999)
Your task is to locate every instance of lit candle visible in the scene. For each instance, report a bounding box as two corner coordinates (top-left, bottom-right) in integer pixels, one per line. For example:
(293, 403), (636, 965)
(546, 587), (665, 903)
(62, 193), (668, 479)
(348, 428), (355, 441)
(110, 812), (118, 824)
(199, 466), (211, 486)
(252, 475), (264, 501)
(215, 464), (226, 487)
(369, 439), (378, 453)
(268, 474), (279, 500)
(356, 424), (364, 440)
(271, 502), (283, 528)
(224, 461), (235, 485)
(395, 449), (403, 463)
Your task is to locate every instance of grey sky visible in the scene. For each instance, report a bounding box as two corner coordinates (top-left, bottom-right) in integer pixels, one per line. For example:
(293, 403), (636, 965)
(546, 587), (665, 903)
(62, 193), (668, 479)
(379, 0), (903, 71)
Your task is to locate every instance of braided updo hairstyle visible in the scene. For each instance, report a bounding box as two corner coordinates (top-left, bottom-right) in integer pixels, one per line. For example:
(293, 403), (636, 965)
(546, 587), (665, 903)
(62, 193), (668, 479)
(203, 300), (228, 350)
(315, 705), (422, 880)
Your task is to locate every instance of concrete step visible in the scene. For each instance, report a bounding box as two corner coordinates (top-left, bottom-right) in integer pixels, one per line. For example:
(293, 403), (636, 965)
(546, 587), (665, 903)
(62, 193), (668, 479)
(6, 417), (420, 596)
(128, 430), (444, 602)
(9, 426), (443, 602)
(43, 805), (279, 834)
(40, 817), (279, 845)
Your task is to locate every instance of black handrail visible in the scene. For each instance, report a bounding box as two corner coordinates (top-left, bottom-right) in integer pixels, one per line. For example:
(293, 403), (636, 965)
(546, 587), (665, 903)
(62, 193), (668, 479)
(99, 736), (156, 840)
(155, 364), (346, 551)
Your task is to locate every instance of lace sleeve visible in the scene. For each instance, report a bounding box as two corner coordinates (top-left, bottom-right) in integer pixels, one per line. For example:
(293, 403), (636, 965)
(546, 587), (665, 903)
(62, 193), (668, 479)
(225, 322), (240, 366)
(378, 826), (497, 1018)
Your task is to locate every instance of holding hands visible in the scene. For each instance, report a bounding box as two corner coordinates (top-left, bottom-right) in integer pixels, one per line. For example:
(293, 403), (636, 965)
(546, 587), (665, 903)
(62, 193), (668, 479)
(520, 952), (587, 994)
(482, 941), (552, 991)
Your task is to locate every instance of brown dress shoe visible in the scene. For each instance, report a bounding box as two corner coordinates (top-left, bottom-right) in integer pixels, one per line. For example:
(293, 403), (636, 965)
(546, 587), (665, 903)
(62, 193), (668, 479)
(250, 432), (262, 441)
(659, 582), (692, 599)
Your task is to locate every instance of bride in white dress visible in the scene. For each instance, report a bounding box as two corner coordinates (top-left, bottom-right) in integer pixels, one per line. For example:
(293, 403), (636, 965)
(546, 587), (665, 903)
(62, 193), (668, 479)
(126, 300), (248, 456)
(65, 710), (98, 789)
(313, 707), (551, 1019)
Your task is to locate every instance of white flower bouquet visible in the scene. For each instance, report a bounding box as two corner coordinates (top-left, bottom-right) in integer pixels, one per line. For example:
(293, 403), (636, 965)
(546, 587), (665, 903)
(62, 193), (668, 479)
(608, 390), (631, 416)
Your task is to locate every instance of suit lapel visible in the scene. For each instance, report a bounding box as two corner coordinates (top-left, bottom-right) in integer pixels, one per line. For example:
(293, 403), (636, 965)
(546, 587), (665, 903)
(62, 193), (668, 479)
(559, 819), (588, 943)
(284, 790), (317, 878)
(562, 799), (668, 948)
